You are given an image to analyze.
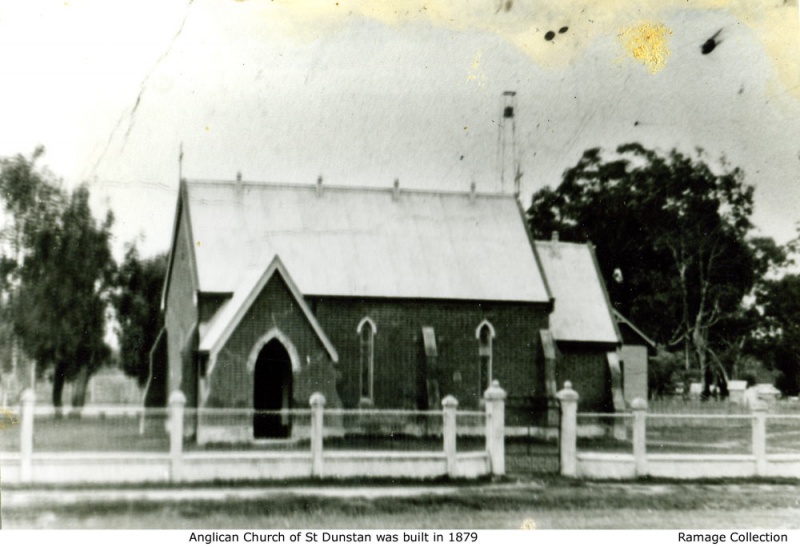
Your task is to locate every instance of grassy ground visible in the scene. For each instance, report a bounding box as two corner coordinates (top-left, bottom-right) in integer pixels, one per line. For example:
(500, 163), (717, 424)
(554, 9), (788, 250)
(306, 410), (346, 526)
(4, 480), (800, 529)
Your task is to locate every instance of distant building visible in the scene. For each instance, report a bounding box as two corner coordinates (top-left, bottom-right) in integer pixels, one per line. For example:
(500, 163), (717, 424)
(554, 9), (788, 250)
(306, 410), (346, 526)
(150, 179), (621, 441)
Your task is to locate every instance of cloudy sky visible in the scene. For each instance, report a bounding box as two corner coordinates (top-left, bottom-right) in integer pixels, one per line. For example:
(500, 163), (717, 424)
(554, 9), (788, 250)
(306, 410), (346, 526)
(1, 0), (798, 258)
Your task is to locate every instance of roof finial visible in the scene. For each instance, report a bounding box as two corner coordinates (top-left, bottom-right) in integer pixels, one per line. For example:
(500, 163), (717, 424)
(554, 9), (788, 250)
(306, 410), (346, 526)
(393, 178), (400, 201)
(470, 181), (476, 202)
(178, 142), (184, 182)
(235, 171), (243, 200)
(316, 175), (323, 197)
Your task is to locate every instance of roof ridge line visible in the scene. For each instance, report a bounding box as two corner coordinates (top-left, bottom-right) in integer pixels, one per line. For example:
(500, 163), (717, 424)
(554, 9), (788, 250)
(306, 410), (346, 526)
(184, 179), (513, 199)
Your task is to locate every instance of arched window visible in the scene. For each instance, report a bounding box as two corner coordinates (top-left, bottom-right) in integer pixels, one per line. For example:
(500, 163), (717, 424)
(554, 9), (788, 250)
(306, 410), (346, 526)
(476, 320), (495, 393)
(357, 318), (376, 401)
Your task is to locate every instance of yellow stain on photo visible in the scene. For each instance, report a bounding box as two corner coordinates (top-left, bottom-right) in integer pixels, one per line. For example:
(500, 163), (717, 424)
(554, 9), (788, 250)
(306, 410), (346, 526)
(618, 21), (672, 74)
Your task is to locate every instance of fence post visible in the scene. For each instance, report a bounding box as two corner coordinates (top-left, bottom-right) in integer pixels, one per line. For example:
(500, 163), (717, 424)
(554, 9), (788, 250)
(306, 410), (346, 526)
(20, 388), (35, 484)
(631, 397), (648, 477)
(442, 395), (458, 478)
(751, 400), (767, 477)
(168, 390), (186, 483)
(484, 380), (506, 476)
(556, 381), (578, 478)
(310, 392), (326, 479)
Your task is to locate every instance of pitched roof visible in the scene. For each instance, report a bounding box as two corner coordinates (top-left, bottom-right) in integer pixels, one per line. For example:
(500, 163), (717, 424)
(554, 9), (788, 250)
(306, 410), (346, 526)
(183, 180), (551, 303)
(198, 255), (338, 363)
(534, 240), (621, 344)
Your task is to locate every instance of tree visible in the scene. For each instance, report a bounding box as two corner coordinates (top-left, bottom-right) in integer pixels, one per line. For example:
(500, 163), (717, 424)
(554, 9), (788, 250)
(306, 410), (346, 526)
(14, 184), (115, 410)
(0, 148), (62, 389)
(752, 274), (800, 396)
(112, 246), (167, 386)
(528, 144), (767, 396)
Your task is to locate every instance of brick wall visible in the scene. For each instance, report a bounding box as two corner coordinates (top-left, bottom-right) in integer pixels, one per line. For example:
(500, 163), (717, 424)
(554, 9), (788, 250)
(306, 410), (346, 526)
(205, 291), (549, 415)
(554, 341), (615, 413)
(311, 297), (550, 411)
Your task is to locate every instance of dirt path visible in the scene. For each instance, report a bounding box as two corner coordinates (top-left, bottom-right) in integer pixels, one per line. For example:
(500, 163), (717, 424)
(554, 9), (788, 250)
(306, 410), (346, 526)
(3, 480), (799, 529)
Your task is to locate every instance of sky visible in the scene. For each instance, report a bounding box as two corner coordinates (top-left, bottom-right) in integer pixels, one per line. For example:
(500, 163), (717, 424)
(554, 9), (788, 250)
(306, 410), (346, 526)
(0, 0), (799, 259)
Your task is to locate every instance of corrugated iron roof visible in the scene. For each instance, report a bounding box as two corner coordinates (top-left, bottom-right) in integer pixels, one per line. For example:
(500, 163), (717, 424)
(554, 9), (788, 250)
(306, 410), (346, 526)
(534, 241), (620, 344)
(184, 180), (550, 303)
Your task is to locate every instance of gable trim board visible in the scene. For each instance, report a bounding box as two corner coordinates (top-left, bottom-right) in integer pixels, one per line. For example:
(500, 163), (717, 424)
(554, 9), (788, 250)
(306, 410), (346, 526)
(161, 180), (200, 311)
(613, 309), (657, 351)
(588, 243), (624, 345)
(199, 255), (339, 378)
(515, 198), (555, 308)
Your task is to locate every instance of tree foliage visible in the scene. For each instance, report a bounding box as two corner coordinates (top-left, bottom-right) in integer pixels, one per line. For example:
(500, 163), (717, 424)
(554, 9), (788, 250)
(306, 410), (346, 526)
(0, 148), (62, 388)
(0, 149), (115, 408)
(15, 185), (115, 408)
(752, 274), (800, 396)
(112, 246), (167, 386)
(528, 144), (775, 395)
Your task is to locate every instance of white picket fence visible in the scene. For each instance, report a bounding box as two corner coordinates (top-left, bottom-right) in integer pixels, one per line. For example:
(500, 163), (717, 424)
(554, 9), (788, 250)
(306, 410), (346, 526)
(0, 382), (508, 484)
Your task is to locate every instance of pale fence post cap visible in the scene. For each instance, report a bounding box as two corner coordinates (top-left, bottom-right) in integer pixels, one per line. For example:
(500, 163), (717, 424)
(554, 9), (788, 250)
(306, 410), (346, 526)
(630, 397), (648, 411)
(20, 388), (36, 403)
(442, 394), (459, 408)
(309, 392), (326, 407)
(556, 381), (579, 402)
(483, 380), (507, 401)
(168, 390), (186, 405)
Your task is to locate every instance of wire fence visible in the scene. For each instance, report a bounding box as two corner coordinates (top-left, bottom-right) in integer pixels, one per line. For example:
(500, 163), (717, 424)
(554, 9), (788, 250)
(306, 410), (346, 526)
(648, 398), (764, 415)
(573, 410), (800, 457)
(320, 409), (474, 452)
(574, 412), (632, 452)
(30, 406), (168, 453)
(767, 415), (800, 455)
(646, 414), (753, 455)
(193, 408), (312, 451)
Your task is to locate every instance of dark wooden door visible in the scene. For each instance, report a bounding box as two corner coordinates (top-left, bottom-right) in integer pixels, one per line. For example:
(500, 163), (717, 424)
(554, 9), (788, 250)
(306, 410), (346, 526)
(253, 339), (292, 438)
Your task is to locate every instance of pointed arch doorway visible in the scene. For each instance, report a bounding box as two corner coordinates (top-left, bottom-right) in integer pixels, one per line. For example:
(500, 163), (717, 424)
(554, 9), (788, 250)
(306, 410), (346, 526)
(253, 338), (293, 438)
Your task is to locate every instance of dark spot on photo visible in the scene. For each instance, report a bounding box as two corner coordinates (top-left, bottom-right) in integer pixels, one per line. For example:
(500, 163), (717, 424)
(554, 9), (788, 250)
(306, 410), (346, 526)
(701, 29), (722, 55)
(559, 26), (569, 34)
(545, 30), (555, 41)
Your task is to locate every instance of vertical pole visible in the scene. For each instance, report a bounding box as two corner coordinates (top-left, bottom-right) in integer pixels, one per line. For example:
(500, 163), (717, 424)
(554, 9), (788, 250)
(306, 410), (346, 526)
(484, 380), (506, 476)
(310, 393), (326, 479)
(20, 388), (35, 484)
(631, 397), (648, 477)
(751, 400), (767, 477)
(442, 395), (458, 478)
(556, 381), (579, 478)
(169, 390), (186, 483)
